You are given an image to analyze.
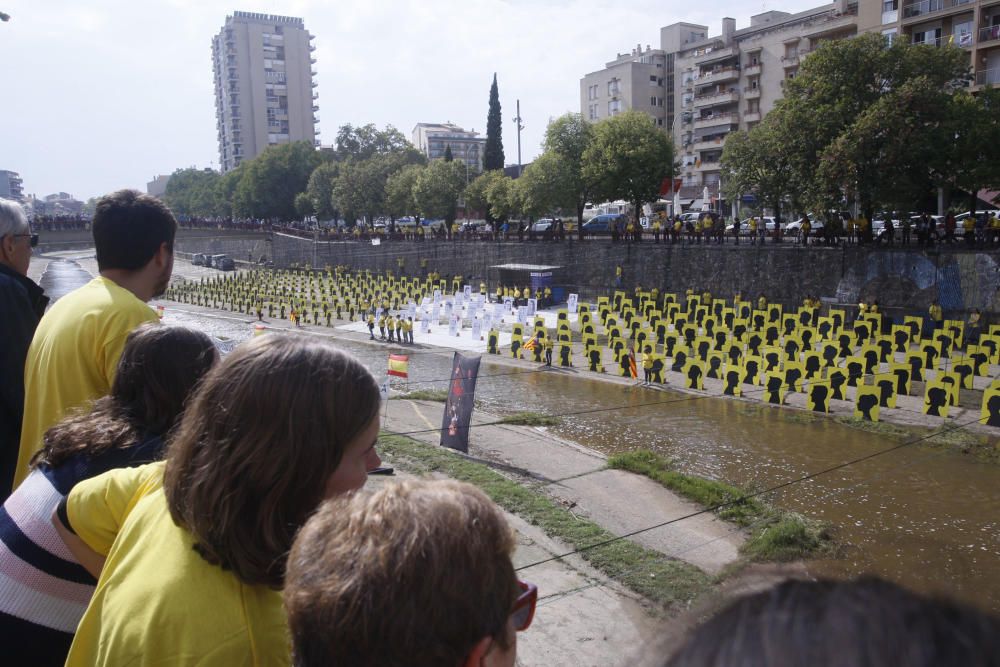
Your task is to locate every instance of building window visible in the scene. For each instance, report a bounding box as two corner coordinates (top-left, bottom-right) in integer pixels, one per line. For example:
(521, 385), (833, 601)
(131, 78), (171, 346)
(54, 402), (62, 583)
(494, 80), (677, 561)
(882, 28), (898, 46)
(608, 100), (622, 115)
(657, 118), (664, 126)
(608, 79), (620, 95)
(589, 103), (599, 120)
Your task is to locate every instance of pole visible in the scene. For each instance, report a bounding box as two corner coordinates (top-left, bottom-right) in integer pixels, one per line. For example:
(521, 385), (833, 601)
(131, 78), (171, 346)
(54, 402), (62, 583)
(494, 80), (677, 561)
(513, 99), (524, 177)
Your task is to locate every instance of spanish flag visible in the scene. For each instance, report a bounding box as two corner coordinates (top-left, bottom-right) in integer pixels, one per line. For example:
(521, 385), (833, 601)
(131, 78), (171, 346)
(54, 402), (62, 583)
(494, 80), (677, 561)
(387, 354), (410, 378)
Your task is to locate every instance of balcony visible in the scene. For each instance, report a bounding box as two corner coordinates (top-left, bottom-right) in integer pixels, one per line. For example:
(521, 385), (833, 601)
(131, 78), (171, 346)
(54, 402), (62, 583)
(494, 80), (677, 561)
(744, 63), (762, 76)
(781, 54), (799, 67)
(975, 67), (1000, 85)
(912, 33), (974, 47)
(902, 0), (976, 21)
(697, 66), (741, 85)
(744, 112), (762, 123)
(693, 111), (738, 129)
(312, 92), (319, 100)
(694, 160), (721, 172)
(980, 24), (1000, 44)
(693, 136), (727, 151)
(312, 105), (320, 112)
(693, 90), (740, 108)
(693, 45), (737, 65)
(311, 81), (318, 88)
(743, 86), (761, 99)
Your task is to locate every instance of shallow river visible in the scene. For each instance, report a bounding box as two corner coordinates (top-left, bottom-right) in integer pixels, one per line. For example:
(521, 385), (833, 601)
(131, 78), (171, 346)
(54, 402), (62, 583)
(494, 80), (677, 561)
(41, 257), (1000, 611)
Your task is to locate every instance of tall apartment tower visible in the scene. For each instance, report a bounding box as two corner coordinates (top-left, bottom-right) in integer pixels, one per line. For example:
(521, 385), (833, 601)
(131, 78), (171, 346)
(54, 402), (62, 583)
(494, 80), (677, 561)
(212, 11), (319, 173)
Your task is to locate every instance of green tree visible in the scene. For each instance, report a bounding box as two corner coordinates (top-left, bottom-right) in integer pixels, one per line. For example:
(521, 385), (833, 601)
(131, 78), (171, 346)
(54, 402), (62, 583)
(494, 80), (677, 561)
(385, 164), (425, 221)
(464, 170), (506, 219)
(306, 161), (341, 220)
(773, 34), (970, 228)
(543, 113), (596, 235)
(483, 73), (505, 171)
(444, 145), (453, 162)
(721, 118), (802, 223)
(413, 159), (465, 225)
(232, 142), (322, 220)
(334, 123), (419, 162)
(582, 110), (674, 226)
(518, 151), (577, 219)
(294, 192), (315, 219)
(214, 164), (245, 218)
(938, 86), (1000, 216)
(485, 174), (519, 222)
(164, 168), (220, 217)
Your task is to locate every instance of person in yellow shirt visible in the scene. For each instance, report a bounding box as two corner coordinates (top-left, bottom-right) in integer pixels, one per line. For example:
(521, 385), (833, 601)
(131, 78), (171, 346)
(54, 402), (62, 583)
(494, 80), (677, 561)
(386, 314), (396, 342)
(642, 351), (653, 383)
(55, 337), (383, 667)
(367, 312), (376, 339)
(15, 190), (175, 489)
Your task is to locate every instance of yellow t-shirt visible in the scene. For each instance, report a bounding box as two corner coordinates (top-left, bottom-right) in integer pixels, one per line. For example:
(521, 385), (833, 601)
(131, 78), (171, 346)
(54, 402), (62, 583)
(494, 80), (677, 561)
(16, 277), (158, 487)
(66, 462), (290, 666)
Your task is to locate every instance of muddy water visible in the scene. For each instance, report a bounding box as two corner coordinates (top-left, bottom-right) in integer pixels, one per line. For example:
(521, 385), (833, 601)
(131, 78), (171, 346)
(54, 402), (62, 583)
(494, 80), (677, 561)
(37, 259), (94, 302)
(38, 262), (1000, 611)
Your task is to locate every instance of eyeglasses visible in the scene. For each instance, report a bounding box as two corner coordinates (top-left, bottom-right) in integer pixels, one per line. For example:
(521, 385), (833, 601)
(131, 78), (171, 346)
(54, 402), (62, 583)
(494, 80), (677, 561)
(12, 233), (38, 247)
(510, 580), (537, 632)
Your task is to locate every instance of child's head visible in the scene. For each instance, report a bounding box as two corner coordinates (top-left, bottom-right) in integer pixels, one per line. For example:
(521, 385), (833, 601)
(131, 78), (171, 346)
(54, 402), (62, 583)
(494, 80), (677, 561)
(285, 479), (528, 667)
(33, 323), (217, 469)
(164, 335), (382, 587)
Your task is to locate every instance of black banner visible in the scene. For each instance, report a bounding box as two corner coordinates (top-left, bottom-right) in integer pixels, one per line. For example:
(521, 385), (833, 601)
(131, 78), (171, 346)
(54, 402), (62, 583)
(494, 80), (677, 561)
(440, 353), (481, 453)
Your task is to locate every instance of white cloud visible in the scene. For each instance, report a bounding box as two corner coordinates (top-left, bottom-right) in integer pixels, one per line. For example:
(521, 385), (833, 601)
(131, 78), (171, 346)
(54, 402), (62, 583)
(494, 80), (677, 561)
(0, 0), (820, 200)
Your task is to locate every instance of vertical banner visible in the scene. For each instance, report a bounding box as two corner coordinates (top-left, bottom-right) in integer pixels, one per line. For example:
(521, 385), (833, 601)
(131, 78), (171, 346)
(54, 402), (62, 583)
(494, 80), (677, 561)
(448, 314), (461, 337)
(471, 317), (483, 340)
(440, 353), (482, 452)
(517, 305), (528, 324)
(527, 298), (537, 317)
(464, 285), (473, 298)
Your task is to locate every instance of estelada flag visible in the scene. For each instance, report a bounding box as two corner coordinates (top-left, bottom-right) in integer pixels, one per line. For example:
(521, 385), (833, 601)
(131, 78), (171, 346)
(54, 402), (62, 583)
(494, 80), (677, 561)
(628, 348), (638, 379)
(387, 354), (410, 378)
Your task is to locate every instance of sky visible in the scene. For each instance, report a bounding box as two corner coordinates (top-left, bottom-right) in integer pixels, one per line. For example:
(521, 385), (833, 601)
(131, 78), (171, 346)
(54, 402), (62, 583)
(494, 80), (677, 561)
(1, 0), (821, 201)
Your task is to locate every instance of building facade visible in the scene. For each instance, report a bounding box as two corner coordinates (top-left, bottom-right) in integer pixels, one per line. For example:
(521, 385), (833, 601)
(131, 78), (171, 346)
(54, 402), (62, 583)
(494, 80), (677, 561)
(858, 0), (1000, 87)
(0, 170), (24, 201)
(212, 11), (319, 173)
(579, 44), (671, 128)
(411, 123), (486, 172)
(146, 175), (171, 199)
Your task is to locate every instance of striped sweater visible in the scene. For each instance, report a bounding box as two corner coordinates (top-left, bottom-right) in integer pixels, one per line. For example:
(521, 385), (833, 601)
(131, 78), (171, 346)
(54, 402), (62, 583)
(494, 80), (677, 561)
(0, 436), (164, 666)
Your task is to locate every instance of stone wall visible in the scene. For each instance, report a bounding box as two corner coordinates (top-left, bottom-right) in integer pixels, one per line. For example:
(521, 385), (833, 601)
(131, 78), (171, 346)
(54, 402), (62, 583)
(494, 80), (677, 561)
(269, 233), (1000, 319)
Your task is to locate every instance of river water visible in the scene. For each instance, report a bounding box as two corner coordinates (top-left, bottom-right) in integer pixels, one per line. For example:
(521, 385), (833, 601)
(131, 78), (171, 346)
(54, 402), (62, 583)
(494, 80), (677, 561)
(41, 256), (1000, 611)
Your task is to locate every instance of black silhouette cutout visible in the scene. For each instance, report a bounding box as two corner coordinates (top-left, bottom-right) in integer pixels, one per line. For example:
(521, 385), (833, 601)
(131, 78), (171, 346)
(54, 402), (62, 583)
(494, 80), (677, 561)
(830, 371), (847, 400)
(863, 349), (879, 375)
(650, 359), (665, 383)
(708, 356), (722, 379)
(785, 367), (803, 393)
(857, 393), (878, 421)
(805, 355), (821, 379)
(823, 345), (839, 368)
(847, 361), (864, 387)
(894, 329), (909, 353)
(559, 345), (571, 367)
(893, 367), (910, 395)
(672, 350), (688, 373)
(724, 369), (740, 396)
(818, 321), (832, 339)
(743, 359), (759, 385)
(801, 329), (814, 348)
(810, 384), (829, 412)
(986, 394), (1000, 427)
(588, 349), (602, 372)
(764, 351), (780, 372)
(926, 387), (948, 416)
(687, 363), (703, 389)
(766, 376), (783, 404)
(877, 379), (895, 408)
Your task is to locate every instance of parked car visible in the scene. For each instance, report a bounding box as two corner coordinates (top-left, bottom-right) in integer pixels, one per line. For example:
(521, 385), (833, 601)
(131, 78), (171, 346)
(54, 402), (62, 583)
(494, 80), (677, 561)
(582, 213), (623, 233)
(726, 216), (778, 235)
(192, 253), (207, 266)
(216, 256), (236, 271)
(395, 216), (418, 228)
(785, 215), (824, 237)
(208, 254), (228, 269)
(530, 218), (557, 233)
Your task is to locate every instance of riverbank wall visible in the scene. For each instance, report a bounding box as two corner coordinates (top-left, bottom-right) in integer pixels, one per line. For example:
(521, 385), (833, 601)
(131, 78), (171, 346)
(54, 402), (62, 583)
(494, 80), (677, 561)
(269, 234), (1000, 320)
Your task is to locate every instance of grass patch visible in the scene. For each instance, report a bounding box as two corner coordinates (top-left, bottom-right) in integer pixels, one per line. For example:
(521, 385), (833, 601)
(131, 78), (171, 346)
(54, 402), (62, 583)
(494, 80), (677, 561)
(834, 416), (910, 439)
(781, 410), (821, 425)
(496, 411), (561, 427)
(608, 449), (832, 563)
(403, 389), (449, 402)
(377, 433), (711, 609)
(835, 417), (1000, 464)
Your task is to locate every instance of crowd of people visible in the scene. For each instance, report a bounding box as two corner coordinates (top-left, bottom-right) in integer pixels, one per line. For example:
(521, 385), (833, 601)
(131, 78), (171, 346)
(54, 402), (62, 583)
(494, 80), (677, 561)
(2, 194), (1000, 665)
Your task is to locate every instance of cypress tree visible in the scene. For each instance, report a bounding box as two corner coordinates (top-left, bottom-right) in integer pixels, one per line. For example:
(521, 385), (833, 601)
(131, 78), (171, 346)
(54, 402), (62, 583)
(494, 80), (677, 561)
(484, 73), (504, 171)
(444, 145), (453, 162)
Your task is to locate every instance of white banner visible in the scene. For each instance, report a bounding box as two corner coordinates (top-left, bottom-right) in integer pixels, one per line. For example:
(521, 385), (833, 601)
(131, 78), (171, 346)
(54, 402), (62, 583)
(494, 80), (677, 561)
(503, 297), (514, 311)
(471, 317), (483, 340)
(517, 306), (528, 324)
(448, 314), (461, 337)
(567, 293), (579, 313)
(464, 285), (473, 298)
(527, 298), (537, 317)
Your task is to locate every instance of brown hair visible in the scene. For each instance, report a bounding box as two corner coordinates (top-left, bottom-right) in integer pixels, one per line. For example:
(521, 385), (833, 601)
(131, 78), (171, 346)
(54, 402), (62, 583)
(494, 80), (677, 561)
(32, 323), (217, 469)
(164, 335), (380, 588)
(92, 189), (177, 271)
(662, 576), (1000, 667)
(284, 479), (518, 667)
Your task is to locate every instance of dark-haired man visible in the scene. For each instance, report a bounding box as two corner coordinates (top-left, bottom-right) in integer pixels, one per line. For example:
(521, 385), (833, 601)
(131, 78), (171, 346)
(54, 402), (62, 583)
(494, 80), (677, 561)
(14, 190), (175, 488)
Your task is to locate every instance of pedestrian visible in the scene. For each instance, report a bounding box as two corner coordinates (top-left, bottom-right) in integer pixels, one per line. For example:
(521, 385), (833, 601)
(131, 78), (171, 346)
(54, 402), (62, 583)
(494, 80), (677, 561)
(732, 216), (740, 245)
(54, 337), (383, 666)
(543, 335), (553, 366)
(367, 312), (376, 340)
(0, 200), (47, 499)
(0, 324), (216, 666)
(901, 216), (911, 246)
(15, 190), (175, 490)
(800, 214), (811, 246)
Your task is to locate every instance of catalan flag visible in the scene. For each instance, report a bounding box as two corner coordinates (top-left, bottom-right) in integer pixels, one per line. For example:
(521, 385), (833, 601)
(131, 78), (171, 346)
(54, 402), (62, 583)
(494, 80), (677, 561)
(523, 335), (539, 352)
(628, 348), (638, 379)
(387, 354), (410, 378)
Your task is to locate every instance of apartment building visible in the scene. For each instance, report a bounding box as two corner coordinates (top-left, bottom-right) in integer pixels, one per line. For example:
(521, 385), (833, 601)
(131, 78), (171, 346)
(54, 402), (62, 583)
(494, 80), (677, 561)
(0, 170), (24, 201)
(672, 2), (858, 192)
(212, 11), (319, 173)
(579, 44), (672, 128)
(411, 123), (486, 172)
(859, 0), (1000, 86)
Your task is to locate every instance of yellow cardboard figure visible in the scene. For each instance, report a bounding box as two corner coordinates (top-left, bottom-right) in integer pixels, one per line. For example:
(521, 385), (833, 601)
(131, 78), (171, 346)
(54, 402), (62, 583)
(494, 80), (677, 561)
(923, 379), (951, 417)
(874, 372), (897, 409)
(764, 372), (786, 405)
(889, 362), (912, 396)
(807, 380), (830, 413)
(684, 359), (706, 390)
(980, 385), (1000, 427)
(722, 365), (742, 396)
(855, 385), (881, 421)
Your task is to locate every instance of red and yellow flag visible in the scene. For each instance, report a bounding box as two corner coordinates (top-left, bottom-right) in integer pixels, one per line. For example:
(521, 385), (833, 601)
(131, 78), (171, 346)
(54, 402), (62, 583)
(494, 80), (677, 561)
(387, 354), (410, 378)
(628, 349), (638, 379)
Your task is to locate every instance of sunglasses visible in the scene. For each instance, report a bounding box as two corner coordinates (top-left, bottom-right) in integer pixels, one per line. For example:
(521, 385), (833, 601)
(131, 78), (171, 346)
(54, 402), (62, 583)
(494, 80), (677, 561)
(510, 580), (537, 632)
(13, 233), (38, 247)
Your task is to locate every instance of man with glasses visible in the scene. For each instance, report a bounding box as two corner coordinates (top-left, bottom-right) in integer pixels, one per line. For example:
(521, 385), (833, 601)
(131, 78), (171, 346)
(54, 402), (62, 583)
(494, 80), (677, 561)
(285, 478), (536, 667)
(0, 199), (47, 500)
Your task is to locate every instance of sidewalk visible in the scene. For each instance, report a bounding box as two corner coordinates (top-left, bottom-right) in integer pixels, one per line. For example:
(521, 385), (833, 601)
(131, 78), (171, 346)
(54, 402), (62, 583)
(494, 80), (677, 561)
(379, 399), (746, 666)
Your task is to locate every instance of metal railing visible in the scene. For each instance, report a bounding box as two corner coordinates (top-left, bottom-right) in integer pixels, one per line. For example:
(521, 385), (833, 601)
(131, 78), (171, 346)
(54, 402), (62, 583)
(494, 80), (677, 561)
(975, 68), (1000, 86)
(980, 25), (1000, 43)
